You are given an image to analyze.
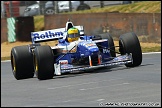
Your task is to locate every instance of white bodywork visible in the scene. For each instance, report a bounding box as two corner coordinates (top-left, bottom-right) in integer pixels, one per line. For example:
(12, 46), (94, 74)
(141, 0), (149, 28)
(31, 21), (84, 43)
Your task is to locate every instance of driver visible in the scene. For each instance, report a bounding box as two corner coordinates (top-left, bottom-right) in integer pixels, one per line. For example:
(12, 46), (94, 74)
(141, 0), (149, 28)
(66, 27), (80, 42)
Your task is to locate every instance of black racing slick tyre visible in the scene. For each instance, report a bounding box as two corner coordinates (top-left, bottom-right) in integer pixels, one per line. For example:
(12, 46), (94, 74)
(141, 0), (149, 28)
(11, 45), (34, 80)
(34, 45), (54, 80)
(119, 32), (142, 67)
(99, 33), (116, 57)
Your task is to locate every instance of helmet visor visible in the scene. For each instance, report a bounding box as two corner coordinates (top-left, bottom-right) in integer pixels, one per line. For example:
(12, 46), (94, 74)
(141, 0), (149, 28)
(68, 33), (80, 38)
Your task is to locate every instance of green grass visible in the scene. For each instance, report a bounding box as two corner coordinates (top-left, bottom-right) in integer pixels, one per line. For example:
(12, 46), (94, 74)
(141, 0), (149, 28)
(68, 1), (161, 14)
(141, 46), (161, 53)
(34, 15), (44, 31)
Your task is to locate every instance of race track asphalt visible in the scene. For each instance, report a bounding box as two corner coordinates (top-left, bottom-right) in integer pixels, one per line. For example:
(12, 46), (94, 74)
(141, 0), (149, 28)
(1, 52), (161, 107)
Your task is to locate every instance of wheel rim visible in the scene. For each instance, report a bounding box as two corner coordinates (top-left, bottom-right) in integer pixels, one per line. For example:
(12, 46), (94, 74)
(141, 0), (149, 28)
(46, 9), (54, 14)
(34, 56), (38, 72)
(11, 54), (16, 72)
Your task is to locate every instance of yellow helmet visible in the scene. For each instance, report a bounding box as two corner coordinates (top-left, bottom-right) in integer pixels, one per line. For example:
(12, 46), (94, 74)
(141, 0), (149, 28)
(67, 27), (80, 42)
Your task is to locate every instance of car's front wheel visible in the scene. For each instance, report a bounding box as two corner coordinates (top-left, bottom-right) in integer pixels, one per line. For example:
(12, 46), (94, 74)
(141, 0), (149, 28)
(34, 45), (54, 80)
(119, 32), (142, 67)
(11, 45), (34, 80)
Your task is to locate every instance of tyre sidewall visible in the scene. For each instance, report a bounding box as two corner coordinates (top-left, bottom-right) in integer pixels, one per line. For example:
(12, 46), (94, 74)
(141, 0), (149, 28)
(119, 32), (142, 67)
(11, 45), (34, 80)
(34, 45), (54, 80)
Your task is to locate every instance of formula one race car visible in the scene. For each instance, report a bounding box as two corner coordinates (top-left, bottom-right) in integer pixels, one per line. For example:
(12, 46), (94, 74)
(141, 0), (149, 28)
(11, 20), (142, 80)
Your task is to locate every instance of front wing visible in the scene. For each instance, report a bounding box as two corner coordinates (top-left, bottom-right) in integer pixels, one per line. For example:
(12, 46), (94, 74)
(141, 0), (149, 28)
(54, 53), (133, 75)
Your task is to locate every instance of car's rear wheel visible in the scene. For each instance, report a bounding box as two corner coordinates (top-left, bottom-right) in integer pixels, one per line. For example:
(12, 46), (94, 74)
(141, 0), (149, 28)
(34, 45), (54, 80)
(119, 32), (142, 67)
(98, 33), (116, 57)
(11, 45), (34, 80)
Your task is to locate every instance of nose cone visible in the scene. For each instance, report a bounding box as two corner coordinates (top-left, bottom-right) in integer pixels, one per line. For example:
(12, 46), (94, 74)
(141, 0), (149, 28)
(89, 47), (99, 55)
(78, 41), (99, 57)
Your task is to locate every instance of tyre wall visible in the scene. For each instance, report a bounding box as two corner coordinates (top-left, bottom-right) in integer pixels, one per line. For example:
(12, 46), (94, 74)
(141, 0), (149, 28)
(1, 16), (34, 43)
(44, 13), (161, 43)
(1, 13), (161, 43)
(1, 18), (7, 43)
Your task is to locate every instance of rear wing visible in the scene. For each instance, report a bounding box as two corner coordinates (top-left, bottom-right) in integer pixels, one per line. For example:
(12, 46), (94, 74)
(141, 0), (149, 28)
(31, 26), (84, 44)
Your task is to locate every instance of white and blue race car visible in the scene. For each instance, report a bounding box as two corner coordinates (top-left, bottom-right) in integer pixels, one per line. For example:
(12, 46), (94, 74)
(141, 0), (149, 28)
(11, 20), (142, 80)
